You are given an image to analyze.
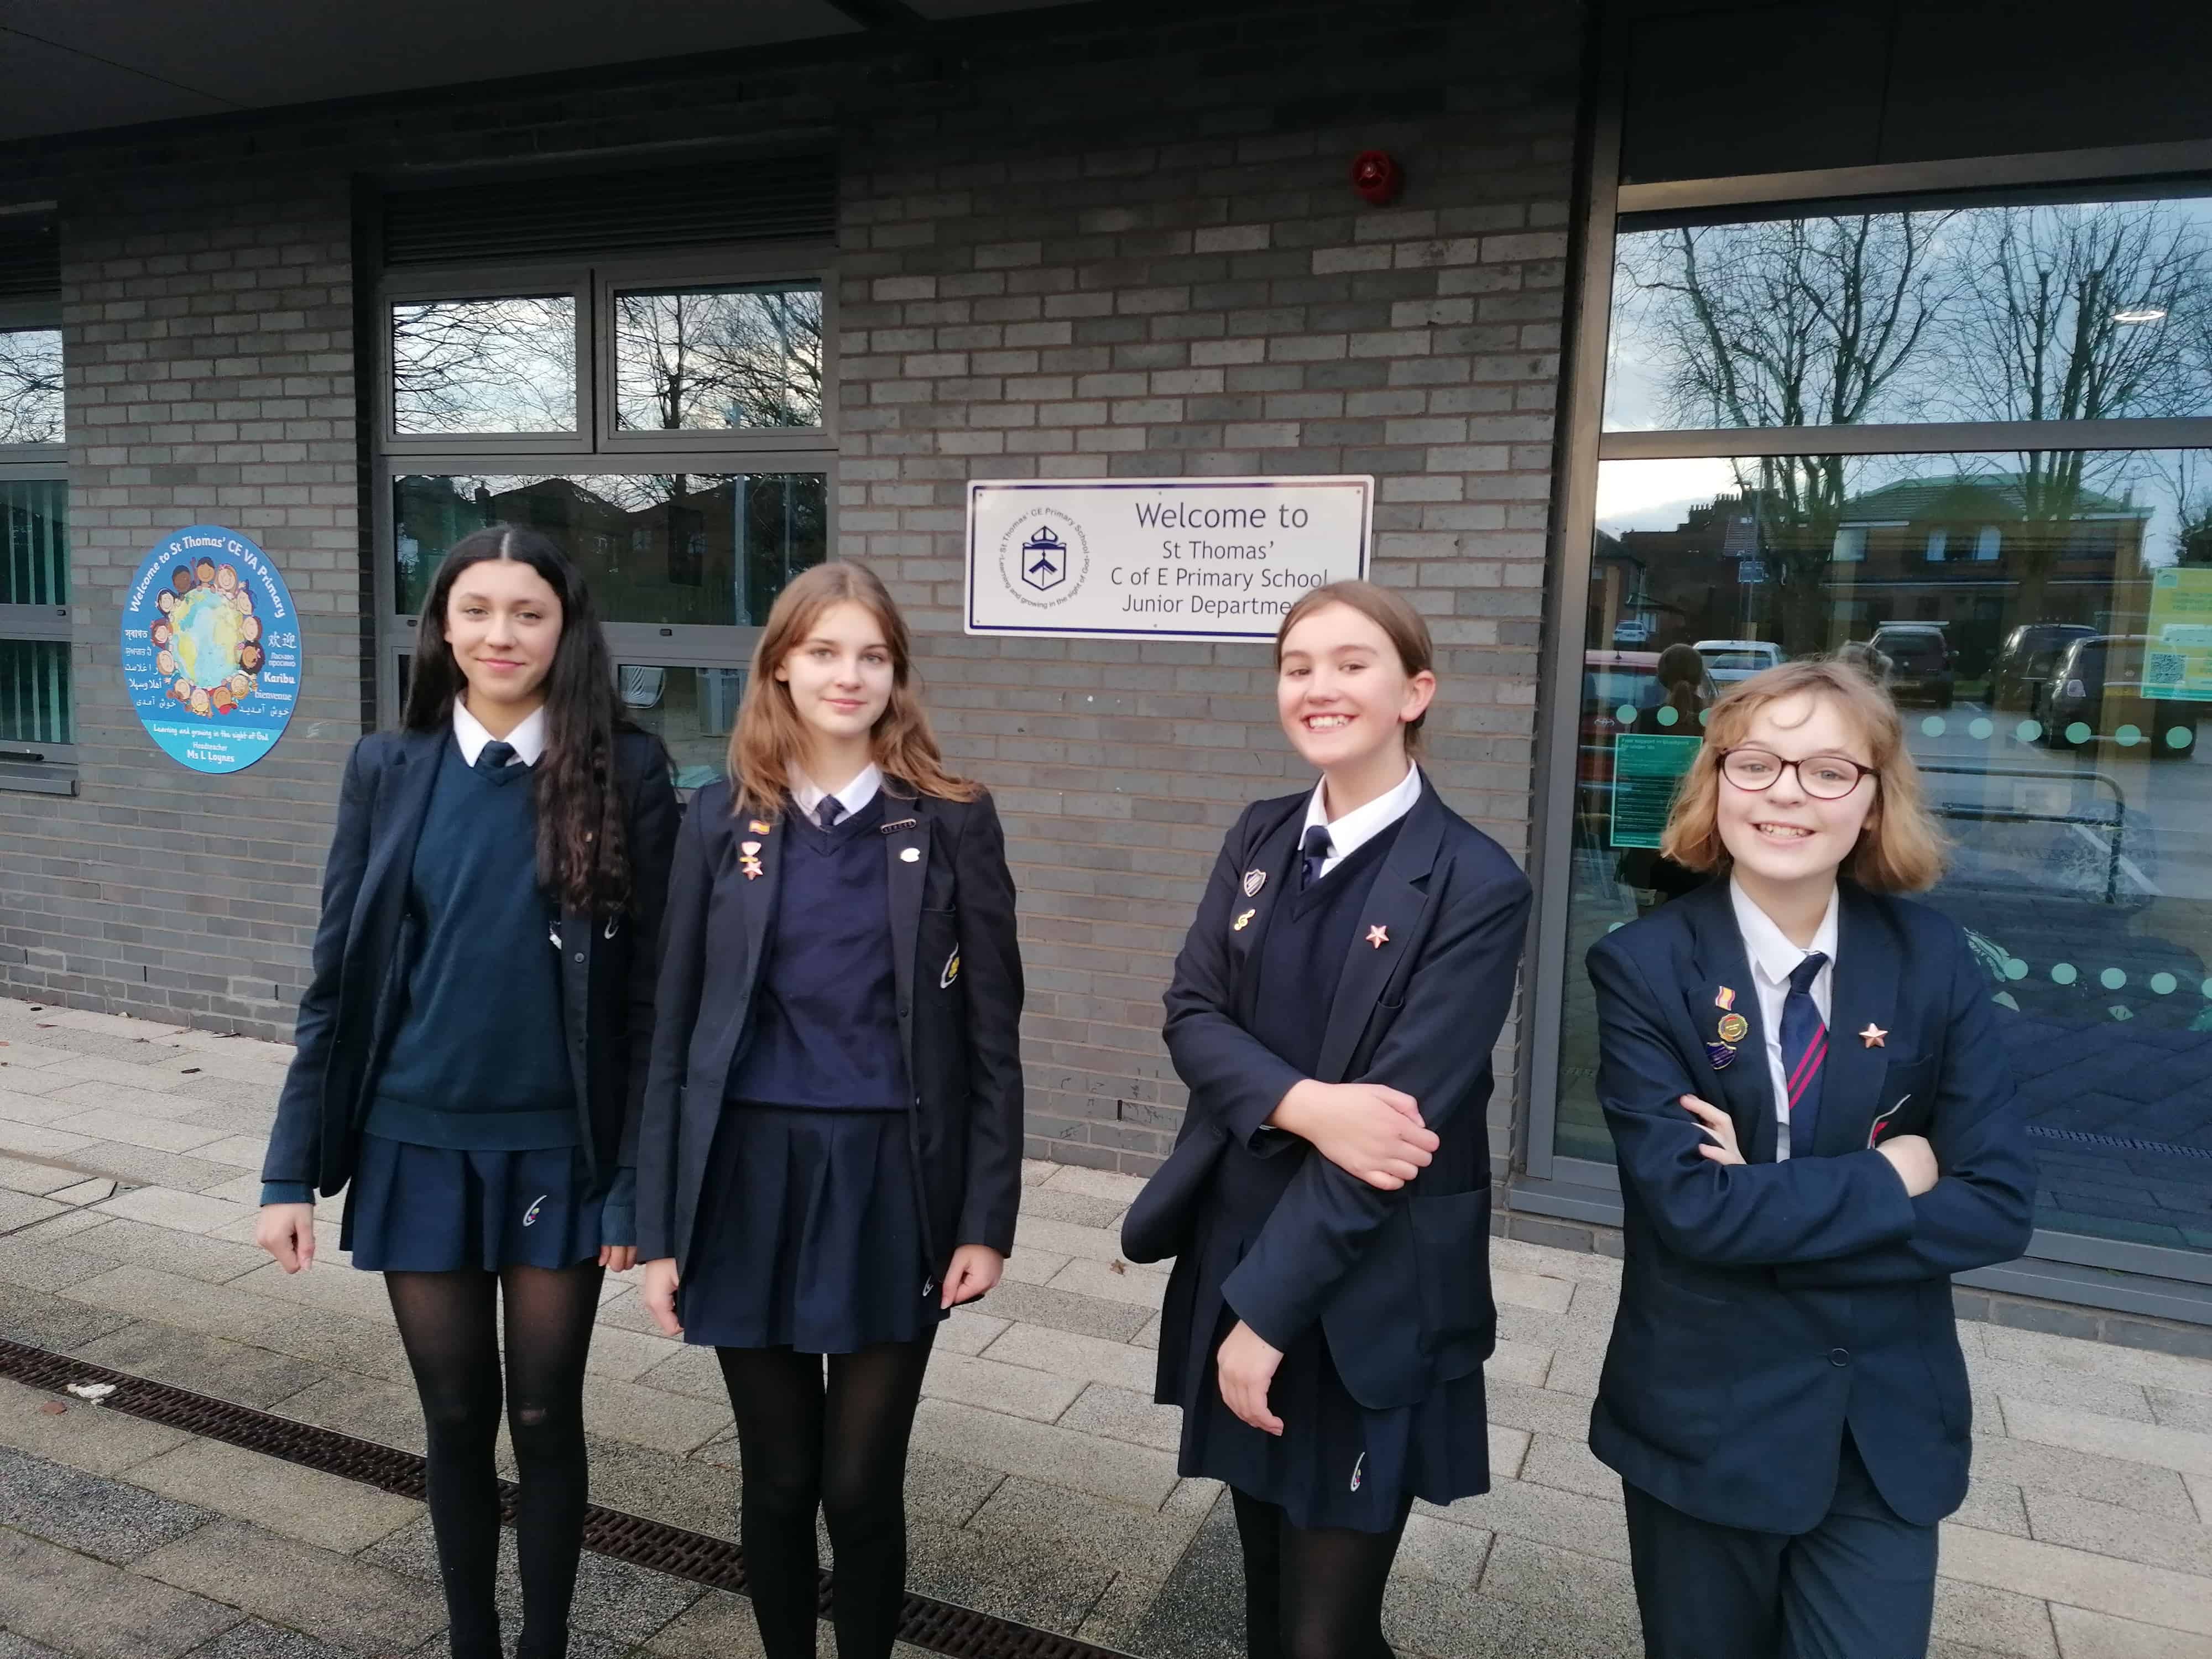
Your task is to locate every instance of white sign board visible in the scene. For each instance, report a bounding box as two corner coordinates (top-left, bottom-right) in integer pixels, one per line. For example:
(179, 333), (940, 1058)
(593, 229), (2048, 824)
(964, 476), (1372, 641)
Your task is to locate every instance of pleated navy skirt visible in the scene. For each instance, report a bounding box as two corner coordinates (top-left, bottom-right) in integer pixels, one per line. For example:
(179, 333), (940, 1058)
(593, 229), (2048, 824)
(678, 1104), (944, 1354)
(341, 1134), (605, 1273)
(1170, 1202), (1491, 1533)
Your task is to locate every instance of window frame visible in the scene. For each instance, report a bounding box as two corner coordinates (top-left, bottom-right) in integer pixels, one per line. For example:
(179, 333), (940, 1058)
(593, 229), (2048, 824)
(1519, 8), (2212, 1323)
(0, 291), (72, 793)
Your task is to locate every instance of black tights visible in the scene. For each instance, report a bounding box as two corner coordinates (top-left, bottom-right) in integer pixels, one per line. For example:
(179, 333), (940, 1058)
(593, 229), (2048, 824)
(386, 1263), (604, 1659)
(1232, 1488), (1411, 1659)
(715, 1332), (936, 1659)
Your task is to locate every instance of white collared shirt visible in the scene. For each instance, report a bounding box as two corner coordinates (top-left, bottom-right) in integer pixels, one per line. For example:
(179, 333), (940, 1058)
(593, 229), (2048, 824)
(1728, 877), (1838, 1161)
(452, 701), (546, 768)
(1301, 763), (1423, 879)
(793, 762), (883, 827)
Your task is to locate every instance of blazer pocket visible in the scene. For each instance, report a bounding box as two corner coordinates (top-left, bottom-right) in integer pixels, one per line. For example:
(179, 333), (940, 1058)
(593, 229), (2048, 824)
(1410, 1190), (1497, 1348)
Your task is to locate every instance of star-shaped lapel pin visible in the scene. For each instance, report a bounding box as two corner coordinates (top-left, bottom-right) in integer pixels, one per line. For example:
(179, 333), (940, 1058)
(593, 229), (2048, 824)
(1365, 924), (1390, 949)
(1859, 1024), (1887, 1048)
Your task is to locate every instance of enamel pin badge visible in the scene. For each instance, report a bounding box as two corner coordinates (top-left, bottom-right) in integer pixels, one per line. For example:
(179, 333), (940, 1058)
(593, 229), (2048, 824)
(1365, 924), (1390, 949)
(1716, 1011), (1750, 1046)
(1715, 986), (1737, 1010)
(1243, 869), (1266, 898)
(749, 820), (773, 835)
(1860, 1024), (1887, 1047)
(1233, 909), (1256, 931)
(1705, 1040), (1738, 1070)
(900, 847), (922, 863)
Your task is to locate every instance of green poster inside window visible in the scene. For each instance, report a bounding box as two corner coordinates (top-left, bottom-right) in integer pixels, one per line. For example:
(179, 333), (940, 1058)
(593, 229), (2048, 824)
(1609, 734), (1704, 849)
(2147, 567), (2212, 703)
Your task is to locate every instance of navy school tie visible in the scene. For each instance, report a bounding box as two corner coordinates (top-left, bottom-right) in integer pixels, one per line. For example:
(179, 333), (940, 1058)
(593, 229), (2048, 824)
(1300, 825), (1332, 890)
(473, 739), (517, 778)
(816, 796), (845, 831)
(1782, 952), (1829, 1159)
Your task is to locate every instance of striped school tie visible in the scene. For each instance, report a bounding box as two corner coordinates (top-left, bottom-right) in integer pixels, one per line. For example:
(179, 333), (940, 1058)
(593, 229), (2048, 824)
(1782, 952), (1829, 1159)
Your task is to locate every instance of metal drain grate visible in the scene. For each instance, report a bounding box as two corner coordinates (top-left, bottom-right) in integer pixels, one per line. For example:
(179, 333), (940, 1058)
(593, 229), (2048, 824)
(2026, 1124), (2212, 1161)
(0, 1337), (1132, 1659)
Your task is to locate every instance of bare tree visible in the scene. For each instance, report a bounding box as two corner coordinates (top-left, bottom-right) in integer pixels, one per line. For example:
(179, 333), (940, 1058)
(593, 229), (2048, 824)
(613, 286), (822, 431)
(1942, 201), (2212, 618)
(1613, 213), (1956, 641)
(0, 328), (63, 445)
(391, 297), (576, 434)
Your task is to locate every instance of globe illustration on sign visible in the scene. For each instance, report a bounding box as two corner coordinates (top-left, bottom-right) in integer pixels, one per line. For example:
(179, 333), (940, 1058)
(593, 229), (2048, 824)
(171, 588), (245, 693)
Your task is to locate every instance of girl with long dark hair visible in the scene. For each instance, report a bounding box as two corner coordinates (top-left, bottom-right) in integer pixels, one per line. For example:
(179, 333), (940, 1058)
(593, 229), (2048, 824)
(635, 560), (1023, 1659)
(257, 525), (679, 1659)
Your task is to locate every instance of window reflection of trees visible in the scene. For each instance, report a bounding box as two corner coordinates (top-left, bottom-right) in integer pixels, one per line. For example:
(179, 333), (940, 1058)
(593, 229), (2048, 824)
(390, 297), (577, 434)
(613, 285), (823, 431)
(0, 329), (62, 445)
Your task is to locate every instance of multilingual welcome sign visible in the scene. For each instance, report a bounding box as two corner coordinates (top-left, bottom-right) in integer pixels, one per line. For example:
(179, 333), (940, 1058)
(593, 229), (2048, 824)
(964, 476), (1372, 641)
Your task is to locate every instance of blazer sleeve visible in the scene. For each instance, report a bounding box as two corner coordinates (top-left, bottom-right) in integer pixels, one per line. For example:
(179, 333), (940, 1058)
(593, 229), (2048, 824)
(593, 744), (680, 1248)
(953, 794), (1026, 1255)
(1219, 857), (1532, 1351)
(635, 790), (713, 1262)
(1160, 805), (1307, 1154)
(1587, 938), (1919, 1267)
(260, 737), (377, 1203)
(1773, 928), (2036, 1288)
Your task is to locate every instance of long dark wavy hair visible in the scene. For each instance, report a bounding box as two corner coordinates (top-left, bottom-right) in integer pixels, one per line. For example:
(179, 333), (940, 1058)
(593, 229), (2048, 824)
(403, 525), (641, 917)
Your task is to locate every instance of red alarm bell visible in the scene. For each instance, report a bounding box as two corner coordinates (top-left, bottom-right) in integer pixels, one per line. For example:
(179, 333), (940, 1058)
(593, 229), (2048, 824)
(1350, 149), (1404, 206)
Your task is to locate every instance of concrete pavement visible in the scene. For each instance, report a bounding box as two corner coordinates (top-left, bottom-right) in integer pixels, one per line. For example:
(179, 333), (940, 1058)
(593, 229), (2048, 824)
(2, 995), (2210, 1657)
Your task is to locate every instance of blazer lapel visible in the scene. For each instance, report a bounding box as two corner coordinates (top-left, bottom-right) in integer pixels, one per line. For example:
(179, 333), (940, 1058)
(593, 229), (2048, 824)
(1312, 781), (1445, 1084)
(1814, 884), (1899, 1158)
(733, 803), (781, 1016)
(1680, 881), (1780, 1164)
(1229, 802), (1307, 1031)
(884, 800), (931, 1086)
(350, 727), (444, 964)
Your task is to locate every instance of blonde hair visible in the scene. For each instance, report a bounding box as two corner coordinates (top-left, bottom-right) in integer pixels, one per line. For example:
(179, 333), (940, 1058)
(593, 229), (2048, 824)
(1659, 658), (1945, 893)
(1274, 580), (1436, 754)
(727, 562), (979, 816)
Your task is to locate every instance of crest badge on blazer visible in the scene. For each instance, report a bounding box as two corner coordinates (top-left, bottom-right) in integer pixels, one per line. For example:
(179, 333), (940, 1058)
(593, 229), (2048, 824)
(1243, 869), (1267, 897)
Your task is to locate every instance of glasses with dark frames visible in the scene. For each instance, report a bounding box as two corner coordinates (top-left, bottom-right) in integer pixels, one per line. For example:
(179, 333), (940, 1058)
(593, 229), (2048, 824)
(1718, 747), (1877, 800)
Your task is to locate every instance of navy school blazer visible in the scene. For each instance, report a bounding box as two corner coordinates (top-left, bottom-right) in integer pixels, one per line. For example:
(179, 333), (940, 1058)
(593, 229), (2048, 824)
(634, 780), (1024, 1276)
(1131, 776), (1533, 1411)
(1584, 877), (2036, 1533)
(261, 727), (680, 1216)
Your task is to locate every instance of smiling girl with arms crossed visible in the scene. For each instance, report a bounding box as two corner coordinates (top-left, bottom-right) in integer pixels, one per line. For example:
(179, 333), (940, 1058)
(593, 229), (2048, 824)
(1585, 658), (2034, 1659)
(257, 526), (678, 1659)
(1125, 581), (1531, 1659)
(634, 561), (1022, 1659)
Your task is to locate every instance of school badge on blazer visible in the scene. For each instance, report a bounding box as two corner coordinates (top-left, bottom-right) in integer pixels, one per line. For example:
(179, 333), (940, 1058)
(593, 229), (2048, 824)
(1242, 869), (1267, 897)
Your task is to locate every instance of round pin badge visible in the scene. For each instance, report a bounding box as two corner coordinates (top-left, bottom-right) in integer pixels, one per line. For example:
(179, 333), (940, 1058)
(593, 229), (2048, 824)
(1717, 1012), (1750, 1045)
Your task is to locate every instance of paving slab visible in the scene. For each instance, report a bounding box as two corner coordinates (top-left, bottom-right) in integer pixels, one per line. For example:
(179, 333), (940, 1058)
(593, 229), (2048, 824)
(1057, 1381), (1185, 1453)
(0, 1155), (88, 1197)
(0, 1236), (116, 1293)
(2027, 1488), (2212, 1577)
(912, 1397), (1181, 1510)
(1046, 1256), (1168, 1310)
(93, 1187), (254, 1235)
(129, 1436), (421, 1553)
(0, 1444), (212, 1562)
(0, 1276), (134, 1352)
(0, 1190), (67, 1232)
(364, 1516), (706, 1643)
(1943, 1521), (2212, 1637)
(1931, 1574), (2064, 1658)
(60, 1218), (273, 1285)
(921, 1350), (1086, 1423)
(186, 1618), (371, 1659)
(0, 1529), (242, 1659)
(0, 1379), (192, 1475)
(134, 1521), (447, 1654)
(978, 1319), (1159, 1392)
(2051, 1604), (2212, 1658)
(70, 1321), (331, 1409)
(2005, 1396), (2212, 1479)
(972, 1279), (1153, 1343)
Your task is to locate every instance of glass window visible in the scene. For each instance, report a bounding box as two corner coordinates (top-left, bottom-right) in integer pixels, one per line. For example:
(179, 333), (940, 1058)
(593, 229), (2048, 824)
(0, 329), (62, 445)
(390, 296), (577, 435)
(1563, 447), (2212, 1252)
(1, 479), (67, 604)
(1605, 192), (2212, 432)
(618, 663), (745, 789)
(0, 638), (70, 745)
(393, 472), (827, 623)
(613, 283), (824, 431)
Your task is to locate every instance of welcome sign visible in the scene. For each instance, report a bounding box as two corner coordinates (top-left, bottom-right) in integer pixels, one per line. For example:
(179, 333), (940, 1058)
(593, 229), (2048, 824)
(965, 476), (1371, 641)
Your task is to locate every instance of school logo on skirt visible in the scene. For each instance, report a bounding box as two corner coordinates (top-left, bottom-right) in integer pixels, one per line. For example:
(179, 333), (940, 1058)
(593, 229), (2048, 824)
(522, 1195), (547, 1227)
(1349, 1452), (1365, 1492)
(941, 947), (961, 989)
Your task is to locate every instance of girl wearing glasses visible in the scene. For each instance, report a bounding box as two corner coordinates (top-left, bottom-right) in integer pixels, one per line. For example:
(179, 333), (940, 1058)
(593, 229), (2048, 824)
(1584, 658), (2034, 1659)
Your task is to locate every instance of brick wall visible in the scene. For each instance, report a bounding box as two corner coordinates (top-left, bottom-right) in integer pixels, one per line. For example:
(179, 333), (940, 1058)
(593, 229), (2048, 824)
(0, 174), (362, 1033)
(0, 0), (1585, 1176)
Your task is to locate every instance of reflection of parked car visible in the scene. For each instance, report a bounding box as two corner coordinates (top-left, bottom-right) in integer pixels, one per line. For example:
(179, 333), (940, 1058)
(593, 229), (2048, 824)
(1990, 623), (2095, 711)
(1869, 622), (1954, 708)
(1692, 638), (1782, 687)
(2034, 634), (2199, 760)
(1579, 650), (1718, 834)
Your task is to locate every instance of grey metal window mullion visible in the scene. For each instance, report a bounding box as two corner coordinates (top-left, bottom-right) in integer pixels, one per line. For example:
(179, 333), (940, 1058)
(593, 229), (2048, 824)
(1519, 0), (1630, 1187)
(1599, 418), (2212, 462)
